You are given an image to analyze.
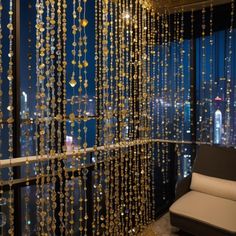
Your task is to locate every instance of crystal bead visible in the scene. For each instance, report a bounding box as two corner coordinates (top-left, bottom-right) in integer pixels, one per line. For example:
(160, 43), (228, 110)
(77, 6), (82, 12)
(83, 60), (88, 67)
(7, 117), (14, 124)
(81, 19), (88, 27)
(7, 23), (13, 30)
(69, 113), (76, 122)
(69, 79), (77, 87)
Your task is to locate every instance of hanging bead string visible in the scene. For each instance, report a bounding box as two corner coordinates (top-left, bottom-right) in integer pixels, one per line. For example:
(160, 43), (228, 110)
(45, 0), (53, 233)
(144, 6), (149, 226)
(0, 0), (6, 233)
(24, 0), (33, 234)
(119, 0), (125, 232)
(127, 0), (134, 231)
(209, 2), (214, 143)
(225, 0), (234, 144)
(50, 0), (58, 232)
(113, 0), (120, 233)
(136, 1), (142, 231)
(7, 0), (14, 234)
(6, 0), (15, 233)
(108, 0), (115, 233)
(155, 12), (162, 204)
(69, 0), (78, 233)
(150, 9), (156, 221)
(146, 6), (151, 226)
(140, 5), (146, 229)
(61, 0), (67, 234)
(179, 9), (185, 177)
(173, 11), (177, 140)
(35, 0), (41, 232)
(92, 0), (99, 233)
(77, 0), (83, 230)
(163, 10), (169, 196)
(93, 0), (103, 232)
(102, 0), (110, 233)
(133, 0), (139, 231)
(55, 0), (63, 234)
(160, 12), (167, 199)
(190, 9), (195, 158)
(77, 0), (83, 234)
(81, 0), (89, 233)
(35, 0), (46, 233)
(200, 7), (206, 141)
(174, 12), (182, 177)
(146, 7), (153, 225)
(124, 0), (130, 231)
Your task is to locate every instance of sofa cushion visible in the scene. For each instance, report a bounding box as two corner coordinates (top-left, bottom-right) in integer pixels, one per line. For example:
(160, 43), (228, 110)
(193, 145), (236, 181)
(190, 172), (236, 201)
(170, 191), (236, 233)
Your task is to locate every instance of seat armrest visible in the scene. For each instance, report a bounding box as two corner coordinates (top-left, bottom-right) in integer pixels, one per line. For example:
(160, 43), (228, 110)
(175, 174), (192, 200)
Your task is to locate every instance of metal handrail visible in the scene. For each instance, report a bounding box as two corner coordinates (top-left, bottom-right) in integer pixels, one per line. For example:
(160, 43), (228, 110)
(0, 139), (212, 169)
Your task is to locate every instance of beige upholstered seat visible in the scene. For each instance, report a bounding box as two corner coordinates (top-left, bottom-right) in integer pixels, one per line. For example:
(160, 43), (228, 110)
(170, 190), (236, 234)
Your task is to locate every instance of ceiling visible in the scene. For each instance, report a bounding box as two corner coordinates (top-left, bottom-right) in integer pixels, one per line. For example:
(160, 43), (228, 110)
(152, 0), (232, 13)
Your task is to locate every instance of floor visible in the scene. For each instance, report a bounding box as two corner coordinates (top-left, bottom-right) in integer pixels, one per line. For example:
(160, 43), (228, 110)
(141, 213), (192, 236)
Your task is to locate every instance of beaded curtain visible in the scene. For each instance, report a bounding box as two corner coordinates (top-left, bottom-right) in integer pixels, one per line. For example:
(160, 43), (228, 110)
(0, 0), (235, 235)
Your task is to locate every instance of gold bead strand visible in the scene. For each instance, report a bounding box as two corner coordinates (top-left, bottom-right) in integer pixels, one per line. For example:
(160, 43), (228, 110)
(81, 0), (89, 234)
(143, 6), (150, 228)
(156, 13), (162, 198)
(146, 8), (152, 225)
(160, 12), (167, 201)
(49, 0), (58, 233)
(61, 0), (67, 234)
(7, 0), (14, 234)
(55, 0), (64, 233)
(200, 7), (206, 141)
(123, 0), (130, 232)
(113, 0), (121, 233)
(101, 0), (109, 233)
(35, 0), (43, 233)
(68, 0), (78, 233)
(0, 0), (5, 234)
(163, 10), (170, 200)
(108, 0), (115, 233)
(134, 1), (141, 231)
(175, 12), (181, 177)
(77, 5), (83, 231)
(94, 0), (103, 232)
(127, 0), (135, 232)
(37, 0), (47, 233)
(92, 0), (99, 233)
(209, 2), (214, 143)
(44, 1), (53, 233)
(58, 0), (67, 235)
(225, 0), (234, 144)
(150, 10), (156, 222)
(119, 0), (126, 233)
(179, 9), (185, 177)
(131, 0), (139, 232)
(24, 1), (33, 234)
